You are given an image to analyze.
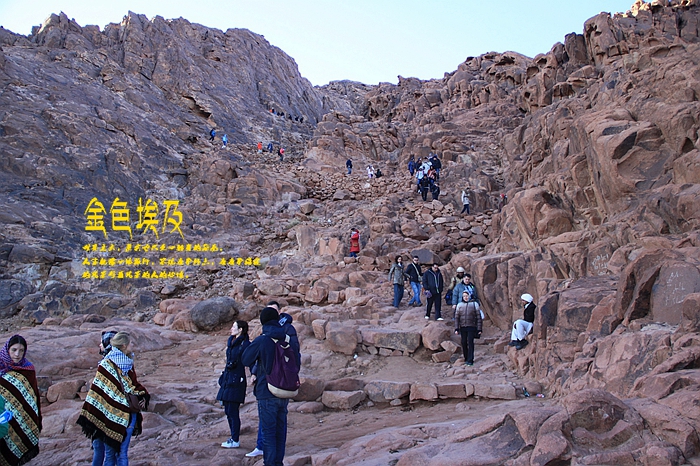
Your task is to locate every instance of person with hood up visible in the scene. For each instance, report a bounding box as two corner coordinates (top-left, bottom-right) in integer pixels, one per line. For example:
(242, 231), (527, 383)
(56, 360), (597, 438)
(509, 294), (537, 350)
(242, 307), (301, 466)
(0, 335), (42, 465)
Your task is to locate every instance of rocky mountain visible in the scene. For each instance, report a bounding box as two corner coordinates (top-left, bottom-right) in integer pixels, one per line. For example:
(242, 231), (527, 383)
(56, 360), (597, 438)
(1, 1), (700, 465)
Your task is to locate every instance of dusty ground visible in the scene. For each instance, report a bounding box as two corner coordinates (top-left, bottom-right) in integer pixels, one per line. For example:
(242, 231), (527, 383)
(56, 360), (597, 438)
(13, 314), (544, 466)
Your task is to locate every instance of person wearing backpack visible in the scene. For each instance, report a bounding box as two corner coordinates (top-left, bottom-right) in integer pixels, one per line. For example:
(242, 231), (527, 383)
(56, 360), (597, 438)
(242, 307), (301, 466)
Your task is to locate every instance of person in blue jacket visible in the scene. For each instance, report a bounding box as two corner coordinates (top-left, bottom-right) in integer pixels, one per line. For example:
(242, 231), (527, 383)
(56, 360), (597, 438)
(217, 320), (250, 448)
(242, 307), (301, 466)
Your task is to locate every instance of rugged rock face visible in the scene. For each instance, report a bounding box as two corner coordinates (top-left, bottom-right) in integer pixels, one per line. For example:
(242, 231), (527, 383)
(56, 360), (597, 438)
(2, 2), (700, 466)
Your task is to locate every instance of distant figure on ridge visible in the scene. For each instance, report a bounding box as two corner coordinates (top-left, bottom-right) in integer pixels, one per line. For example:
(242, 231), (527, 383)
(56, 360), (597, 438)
(461, 189), (471, 215)
(222, 134), (228, 148)
(257, 142), (263, 153)
(209, 128), (216, 142)
(346, 158), (353, 175)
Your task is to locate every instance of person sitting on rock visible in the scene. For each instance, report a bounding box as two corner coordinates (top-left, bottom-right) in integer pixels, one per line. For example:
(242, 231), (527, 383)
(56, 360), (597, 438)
(375, 168), (383, 178)
(509, 294), (536, 350)
(366, 165), (375, 179)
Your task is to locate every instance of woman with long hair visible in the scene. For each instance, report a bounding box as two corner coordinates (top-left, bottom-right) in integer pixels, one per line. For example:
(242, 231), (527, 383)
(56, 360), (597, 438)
(0, 334), (42, 465)
(77, 332), (149, 466)
(217, 320), (250, 448)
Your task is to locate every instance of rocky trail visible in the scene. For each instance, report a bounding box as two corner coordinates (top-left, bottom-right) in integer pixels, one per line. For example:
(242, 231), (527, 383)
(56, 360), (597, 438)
(2, 2), (700, 465)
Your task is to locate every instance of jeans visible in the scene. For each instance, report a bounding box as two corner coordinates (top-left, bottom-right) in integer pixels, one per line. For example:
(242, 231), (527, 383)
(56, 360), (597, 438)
(408, 282), (422, 305)
(105, 414), (136, 466)
(224, 401), (241, 442)
(392, 284), (404, 307)
(426, 293), (442, 319)
(92, 438), (105, 466)
(256, 416), (264, 450)
(347, 167), (352, 175)
(258, 397), (289, 466)
(461, 204), (470, 214)
(460, 327), (478, 364)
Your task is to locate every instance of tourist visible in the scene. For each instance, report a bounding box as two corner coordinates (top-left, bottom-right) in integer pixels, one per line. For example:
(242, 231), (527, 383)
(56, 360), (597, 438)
(430, 182), (440, 200)
(509, 294), (536, 350)
(258, 142), (263, 153)
(388, 256), (407, 308)
(349, 228), (360, 258)
(461, 189), (471, 215)
(222, 134), (228, 148)
(242, 307), (301, 466)
(422, 264), (444, 321)
(366, 165), (375, 179)
(445, 266), (466, 305)
(77, 332), (149, 466)
(88, 330), (118, 466)
(406, 256), (423, 307)
(218, 321), (250, 449)
(454, 290), (482, 366)
(452, 273), (480, 312)
(0, 335), (42, 465)
(278, 147), (285, 162)
(408, 157), (416, 176)
(209, 128), (216, 141)
(346, 158), (352, 175)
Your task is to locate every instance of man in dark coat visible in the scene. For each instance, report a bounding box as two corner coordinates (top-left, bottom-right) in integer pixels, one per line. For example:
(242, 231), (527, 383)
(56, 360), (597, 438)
(422, 263), (444, 320)
(242, 307), (301, 466)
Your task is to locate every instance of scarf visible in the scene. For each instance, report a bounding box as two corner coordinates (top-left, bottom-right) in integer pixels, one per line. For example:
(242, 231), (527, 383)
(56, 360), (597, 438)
(105, 347), (133, 373)
(76, 358), (137, 451)
(0, 336), (35, 377)
(0, 369), (41, 466)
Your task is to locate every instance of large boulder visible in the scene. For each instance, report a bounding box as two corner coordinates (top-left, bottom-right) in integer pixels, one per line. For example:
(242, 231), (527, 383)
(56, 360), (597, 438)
(190, 297), (239, 331)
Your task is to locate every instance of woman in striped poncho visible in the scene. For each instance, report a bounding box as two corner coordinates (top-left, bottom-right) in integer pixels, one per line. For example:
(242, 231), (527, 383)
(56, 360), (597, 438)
(0, 334), (42, 466)
(77, 332), (149, 466)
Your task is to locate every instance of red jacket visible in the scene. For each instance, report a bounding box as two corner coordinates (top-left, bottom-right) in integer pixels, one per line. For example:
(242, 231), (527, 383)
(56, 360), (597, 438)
(350, 231), (360, 253)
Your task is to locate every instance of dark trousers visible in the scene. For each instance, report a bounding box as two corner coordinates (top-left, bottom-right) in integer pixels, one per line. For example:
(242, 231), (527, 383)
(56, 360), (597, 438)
(258, 397), (289, 466)
(392, 284), (404, 307)
(426, 293), (442, 319)
(461, 204), (470, 214)
(224, 401), (241, 441)
(459, 327), (478, 364)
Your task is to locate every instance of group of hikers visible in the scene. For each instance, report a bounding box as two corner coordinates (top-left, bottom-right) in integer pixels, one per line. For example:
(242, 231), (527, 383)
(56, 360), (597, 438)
(411, 154), (442, 201)
(0, 301), (301, 466)
(0, 257), (534, 466)
(257, 142), (286, 161)
(387, 254), (536, 365)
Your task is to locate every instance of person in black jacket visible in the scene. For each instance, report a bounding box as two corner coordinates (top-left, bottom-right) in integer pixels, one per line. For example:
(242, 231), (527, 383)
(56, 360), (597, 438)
(422, 263), (444, 320)
(217, 321), (250, 448)
(406, 256), (423, 307)
(242, 307), (301, 466)
(509, 294), (536, 350)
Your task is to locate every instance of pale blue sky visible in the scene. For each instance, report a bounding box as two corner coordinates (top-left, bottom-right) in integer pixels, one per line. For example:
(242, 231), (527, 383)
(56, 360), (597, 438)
(0, 0), (636, 85)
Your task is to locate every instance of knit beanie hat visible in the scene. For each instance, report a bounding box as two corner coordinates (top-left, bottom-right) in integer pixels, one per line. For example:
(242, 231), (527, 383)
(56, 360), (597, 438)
(260, 306), (280, 325)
